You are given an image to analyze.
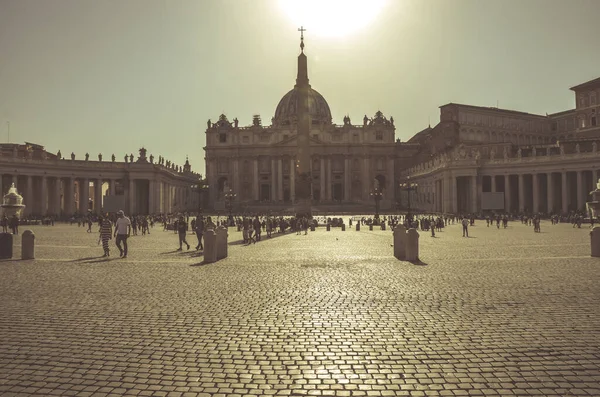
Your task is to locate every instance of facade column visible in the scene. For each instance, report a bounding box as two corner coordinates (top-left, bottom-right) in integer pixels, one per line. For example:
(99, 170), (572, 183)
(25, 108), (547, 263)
(561, 171), (568, 213)
(532, 173), (539, 213)
(518, 174), (525, 212)
(278, 158), (283, 202)
(451, 175), (457, 214)
(0, 174), (3, 196)
(491, 175), (497, 193)
(504, 174), (511, 213)
(271, 158), (277, 201)
(547, 173), (554, 213)
(470, 175), (478, 213)
(326, 158), (332, 200)
(594, 169), (599, 188)
(576, 170), (584, 211)
(40, 176), (48, 215)
(254, 158), (259, 201)
(95, 179), (103, 212)
(233, 159), (240, 194)
(290, 158), (295, 203)
(109, 179), (116, 195)
(11, 174), (18, 188)
(320, 158), (325, 201)
(442, 175), (450, 213)
(344, 159), (351, 202)
(363, 157), (370, 202)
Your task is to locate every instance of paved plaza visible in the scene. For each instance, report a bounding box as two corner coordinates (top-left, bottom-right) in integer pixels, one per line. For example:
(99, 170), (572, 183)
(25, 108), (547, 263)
(0, 220), (599, 396)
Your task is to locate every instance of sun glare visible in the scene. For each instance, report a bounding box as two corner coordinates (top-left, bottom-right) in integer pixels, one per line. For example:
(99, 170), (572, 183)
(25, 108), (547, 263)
(278, 0), (387, 38)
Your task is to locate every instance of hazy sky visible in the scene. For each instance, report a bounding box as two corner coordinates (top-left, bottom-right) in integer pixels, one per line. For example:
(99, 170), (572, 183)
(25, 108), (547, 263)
(1, 0), (599, 176)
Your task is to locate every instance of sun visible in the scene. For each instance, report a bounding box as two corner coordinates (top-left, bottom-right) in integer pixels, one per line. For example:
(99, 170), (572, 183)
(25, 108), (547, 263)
(278, 0), (387, 38)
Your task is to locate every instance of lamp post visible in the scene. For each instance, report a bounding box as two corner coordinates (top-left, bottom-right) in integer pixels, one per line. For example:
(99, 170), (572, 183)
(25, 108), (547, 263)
(190, 182), (209, 217)
(370, 185), (383, 222)
(224, 188), (236, 226)
(399, 178), (418, 223)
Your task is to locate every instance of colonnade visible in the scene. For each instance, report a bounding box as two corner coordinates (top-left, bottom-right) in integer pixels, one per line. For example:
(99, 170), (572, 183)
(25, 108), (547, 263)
(1, 173), (200, 216)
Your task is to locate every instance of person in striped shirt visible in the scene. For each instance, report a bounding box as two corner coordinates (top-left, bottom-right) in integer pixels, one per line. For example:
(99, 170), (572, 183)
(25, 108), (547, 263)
(99, 215), (113, 257)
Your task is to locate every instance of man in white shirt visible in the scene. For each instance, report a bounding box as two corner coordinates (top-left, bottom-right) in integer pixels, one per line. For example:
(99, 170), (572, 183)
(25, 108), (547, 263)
(114, 210), (132, 258)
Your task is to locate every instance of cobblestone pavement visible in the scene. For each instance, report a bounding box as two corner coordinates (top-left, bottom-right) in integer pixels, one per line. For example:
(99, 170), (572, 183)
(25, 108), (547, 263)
(0, 220), (599, 396)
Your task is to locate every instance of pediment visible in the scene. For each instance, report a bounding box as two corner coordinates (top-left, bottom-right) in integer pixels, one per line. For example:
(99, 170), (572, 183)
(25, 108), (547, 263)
(274, 134), (323, 146)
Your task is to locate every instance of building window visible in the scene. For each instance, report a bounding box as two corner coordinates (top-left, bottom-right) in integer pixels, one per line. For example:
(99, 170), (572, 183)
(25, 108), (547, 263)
(312, 134), (319, 140)
(242, 136), (249, 144)
(580, 116), (587, 129)
(282, 134), (288, 141)
(592, 116), (597, 127)
(260, 134), (270, 142)
(219, 133), (227, 143)
(591, 93), (596, 106)
(352, 134), (359, 143)
(332, 133), (341, 141)
(551, 122), (557, 131)
(375, 131), (383, 141)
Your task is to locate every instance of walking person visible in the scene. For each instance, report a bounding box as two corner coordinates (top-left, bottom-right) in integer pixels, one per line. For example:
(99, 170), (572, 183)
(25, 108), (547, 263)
(114, 210), (131, 258)
(195, 216), (205, 250)
(461, 217), (469, 237)
(177, 216), (190, 251)
(99, 215), (112, 257)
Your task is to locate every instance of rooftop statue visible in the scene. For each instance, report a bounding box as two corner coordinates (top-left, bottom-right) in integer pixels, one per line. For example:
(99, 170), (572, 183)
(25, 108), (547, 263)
(98, 153), (102, 161)
(57, 150), (62, 160)
(71, 152), (75, 160)
(112, 154), (115, 162)
(85, 153), (89, 161)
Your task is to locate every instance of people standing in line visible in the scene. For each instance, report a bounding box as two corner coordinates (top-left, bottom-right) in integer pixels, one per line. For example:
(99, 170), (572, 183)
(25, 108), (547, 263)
(1, 215), (8, 233)
(99, 215), (112, 257)
(461, 217), (469, 237)
(114, 210), (131, 258)
(177, 216), (190, 251)
(9, 214), (19, 235)
(195, 216), (205, 250)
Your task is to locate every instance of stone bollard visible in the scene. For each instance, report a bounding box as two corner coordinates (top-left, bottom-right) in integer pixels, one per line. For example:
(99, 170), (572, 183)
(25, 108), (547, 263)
(216, 226), (228, 260)
(369, 224), (373, 231)
(341, 224), (346, 231)
(355, 223), (360, 231)
(203, 229), (217, 263)
(393, 225), (406, 260)
(21, 230), (35, 260)
(326, 224), (331, 231)
(591, 227), (600, 258)
(0, 233), (13, 259)
(406, 228), (420, 262)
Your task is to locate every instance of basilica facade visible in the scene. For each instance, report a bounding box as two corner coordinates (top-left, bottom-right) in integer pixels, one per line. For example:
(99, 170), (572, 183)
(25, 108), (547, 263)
(204, 41), (397, 212)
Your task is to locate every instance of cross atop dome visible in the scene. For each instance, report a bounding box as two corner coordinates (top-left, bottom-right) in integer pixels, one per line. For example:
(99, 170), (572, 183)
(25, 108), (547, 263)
(298, 26), (306, 52)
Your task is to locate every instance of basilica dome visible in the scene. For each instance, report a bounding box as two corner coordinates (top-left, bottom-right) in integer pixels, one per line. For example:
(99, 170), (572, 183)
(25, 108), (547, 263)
(273, 86), (332, 125)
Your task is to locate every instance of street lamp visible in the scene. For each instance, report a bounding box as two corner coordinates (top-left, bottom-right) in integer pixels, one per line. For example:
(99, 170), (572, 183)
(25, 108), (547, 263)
(224, 188), (236, 225)
(370, 185), (383, 222)
(190, 182), (209, 216)
(398, 178), (418, 223)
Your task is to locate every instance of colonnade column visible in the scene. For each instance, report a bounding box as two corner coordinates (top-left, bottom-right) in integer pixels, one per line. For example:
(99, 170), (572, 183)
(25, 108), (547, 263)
(518, 174), (525, 212)
(63, 177), (74, 216)
(149, 180), (156, 214)
(95, 179), (103, 212)
(504, 175), (511, 213)
(547, 173), (554, 213)
(80, 178), (89, 213)
(54, 177), (62, 214)
(109, 179), (116, 195)
(451, 175), (457, 214)
(253, 159), (259, 201)
(362, 157), (370, 201)
(233, 159), (240, 194)
(40, 176), (48, 215)
(561, 171), (568, 213)
(576, 171), (584, 211)
(532, 173), (539, 213)
(270, 158), (277, 201)
(128, 179), (136, 214)
(290, 158), (295, 203)
(25, 176), (34, 215)
(344, 159), (351, 202)
(277, 158), (283, 202)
